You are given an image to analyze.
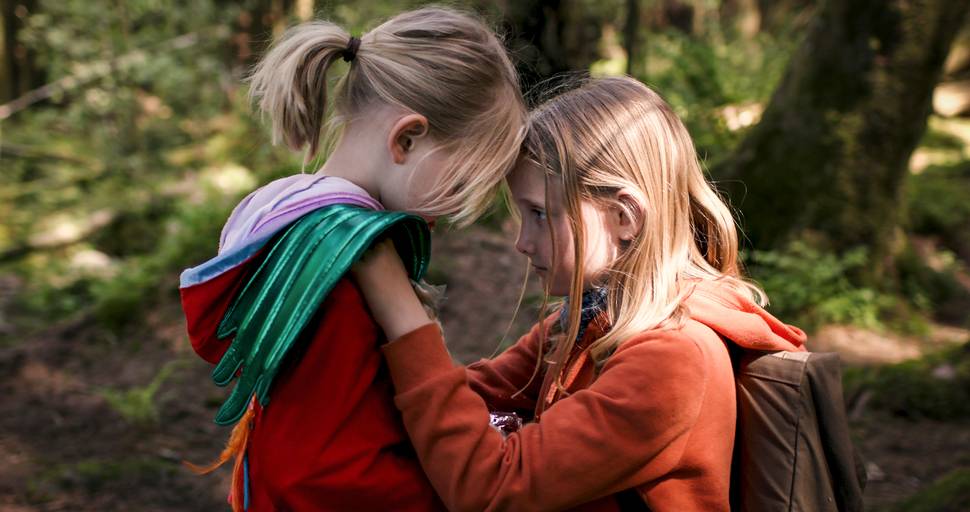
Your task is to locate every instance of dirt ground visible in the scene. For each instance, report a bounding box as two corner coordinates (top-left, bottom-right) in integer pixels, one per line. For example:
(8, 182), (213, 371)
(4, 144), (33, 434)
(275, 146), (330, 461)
(0, 221), (967, 511)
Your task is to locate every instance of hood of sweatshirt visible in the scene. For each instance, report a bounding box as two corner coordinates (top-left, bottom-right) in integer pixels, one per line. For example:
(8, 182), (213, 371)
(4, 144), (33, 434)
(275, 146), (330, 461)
(179, 173), (380, 363)
(179, 174), (379, 289)
(685, 280), (806, 352)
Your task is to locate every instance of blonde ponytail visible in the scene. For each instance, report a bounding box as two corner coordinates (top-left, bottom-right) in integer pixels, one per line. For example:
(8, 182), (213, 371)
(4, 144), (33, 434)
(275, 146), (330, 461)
(247, 7), (527, 226)
(248, 21), (352, 160)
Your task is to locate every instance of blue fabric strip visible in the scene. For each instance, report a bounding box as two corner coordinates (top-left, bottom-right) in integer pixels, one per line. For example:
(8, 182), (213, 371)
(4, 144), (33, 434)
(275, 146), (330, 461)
(179, 232), (277, 288)
(243, 453), (250, 510)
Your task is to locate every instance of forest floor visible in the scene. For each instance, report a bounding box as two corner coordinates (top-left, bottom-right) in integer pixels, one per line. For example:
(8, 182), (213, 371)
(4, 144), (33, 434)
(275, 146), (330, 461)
(0, 221), (967, 511)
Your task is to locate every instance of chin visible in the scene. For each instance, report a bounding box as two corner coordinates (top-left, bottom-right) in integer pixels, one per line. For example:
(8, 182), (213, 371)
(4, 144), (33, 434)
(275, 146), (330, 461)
(545, 283), (572, 298)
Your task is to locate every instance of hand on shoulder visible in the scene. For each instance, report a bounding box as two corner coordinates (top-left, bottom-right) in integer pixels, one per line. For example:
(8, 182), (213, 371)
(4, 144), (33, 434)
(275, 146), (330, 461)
(352, 239), (435, 341)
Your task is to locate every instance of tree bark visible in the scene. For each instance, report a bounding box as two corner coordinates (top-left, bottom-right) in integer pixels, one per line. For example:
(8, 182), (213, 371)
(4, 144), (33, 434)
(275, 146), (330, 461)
(1, 0), (42, 104)
(719, 0), (762, 38)
(714, 0), (969, 277)
(490, 0), (606, 96)
(624, 0), (646, 77)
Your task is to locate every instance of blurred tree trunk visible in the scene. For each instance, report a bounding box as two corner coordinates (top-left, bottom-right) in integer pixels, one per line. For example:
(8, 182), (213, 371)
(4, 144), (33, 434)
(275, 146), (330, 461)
(624, 0), (646, 77)
(644, 0), (695, 34)
(719, 0), (816, 36)
(718, 0), (762, 38)
(757, 0), (816, 32)
(714, 0), (969, 278)
(294, 0), (313, 21)
(1, 0), (42, 104)
(491, 0), (606, 95)
(216, 0), (285, 71)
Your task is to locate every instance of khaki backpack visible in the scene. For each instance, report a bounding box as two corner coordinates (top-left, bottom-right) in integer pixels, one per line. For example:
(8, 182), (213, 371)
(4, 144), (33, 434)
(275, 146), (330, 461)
(730, 350), (867, 511)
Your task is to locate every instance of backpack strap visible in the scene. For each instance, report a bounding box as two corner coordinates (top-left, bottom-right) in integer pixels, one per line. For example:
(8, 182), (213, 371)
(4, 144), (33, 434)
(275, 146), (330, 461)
(806, 353), (867, 512)
(209, 204), (431, 425)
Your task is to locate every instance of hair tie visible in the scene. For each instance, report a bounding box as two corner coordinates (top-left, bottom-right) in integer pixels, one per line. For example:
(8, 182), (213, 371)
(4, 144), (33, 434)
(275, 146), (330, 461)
(342, 36), (361, 63)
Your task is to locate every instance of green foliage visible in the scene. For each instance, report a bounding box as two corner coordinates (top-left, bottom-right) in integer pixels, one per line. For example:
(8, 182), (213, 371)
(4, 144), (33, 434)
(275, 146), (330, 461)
(892, 468), (970, 512)
(907, 160), (970, 259)
(638, 23), (801, 163)
(746, 241), (899, 331)
(97, 360), (182, 427)
(587, 8), (805, 164)
(2, 0), (303, 335)
(844, 342), (970, 421)
(28, 457), (176, 499)
(919, 126), (967, 151)
(896, 243), (970, 327)
(91, 186), (240, 329)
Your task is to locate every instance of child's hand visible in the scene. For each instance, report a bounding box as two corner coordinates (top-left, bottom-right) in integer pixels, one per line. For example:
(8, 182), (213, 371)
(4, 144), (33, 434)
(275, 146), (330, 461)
(353, 239), (434, 341)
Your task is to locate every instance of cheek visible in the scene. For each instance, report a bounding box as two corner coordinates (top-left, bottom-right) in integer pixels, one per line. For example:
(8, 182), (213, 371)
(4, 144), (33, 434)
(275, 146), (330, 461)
(578, 206), (617, 281)
(415, 153), (450, 191)
(411, 165), (436, 193)
(549, 220), (576, 275)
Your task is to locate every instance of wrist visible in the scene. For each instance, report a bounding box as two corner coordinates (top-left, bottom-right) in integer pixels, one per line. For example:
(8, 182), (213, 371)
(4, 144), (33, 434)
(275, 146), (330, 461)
(380, 295), (433, 340)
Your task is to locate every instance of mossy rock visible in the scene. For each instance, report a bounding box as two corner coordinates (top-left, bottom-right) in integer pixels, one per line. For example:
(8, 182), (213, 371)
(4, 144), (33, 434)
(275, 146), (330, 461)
(893, 468), (970, 512)
(845, 342), (970, 420)
(907, 161), (970, 262)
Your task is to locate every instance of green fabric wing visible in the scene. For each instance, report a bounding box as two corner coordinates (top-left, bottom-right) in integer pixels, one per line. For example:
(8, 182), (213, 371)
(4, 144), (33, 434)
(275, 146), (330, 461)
(210, 204), (430, 426)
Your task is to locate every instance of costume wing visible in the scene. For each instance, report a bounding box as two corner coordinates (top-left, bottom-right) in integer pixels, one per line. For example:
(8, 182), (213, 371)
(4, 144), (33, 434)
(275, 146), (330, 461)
(209, 204), (431, 425)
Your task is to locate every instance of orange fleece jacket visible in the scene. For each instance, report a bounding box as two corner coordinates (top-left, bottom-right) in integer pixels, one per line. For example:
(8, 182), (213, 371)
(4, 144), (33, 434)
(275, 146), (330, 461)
(380, 281), (806, 512)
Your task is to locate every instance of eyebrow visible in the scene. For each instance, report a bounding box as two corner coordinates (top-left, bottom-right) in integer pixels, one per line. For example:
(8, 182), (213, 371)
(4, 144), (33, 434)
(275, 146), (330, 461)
(514, 196), (546, 210)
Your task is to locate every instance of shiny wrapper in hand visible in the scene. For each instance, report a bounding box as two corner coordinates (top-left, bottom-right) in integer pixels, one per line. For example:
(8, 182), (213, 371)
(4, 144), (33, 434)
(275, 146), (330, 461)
(488, 411), (523, 437)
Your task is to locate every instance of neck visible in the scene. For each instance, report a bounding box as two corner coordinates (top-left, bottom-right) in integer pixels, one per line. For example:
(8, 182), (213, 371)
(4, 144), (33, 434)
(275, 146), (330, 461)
(315, 127), (383, 203)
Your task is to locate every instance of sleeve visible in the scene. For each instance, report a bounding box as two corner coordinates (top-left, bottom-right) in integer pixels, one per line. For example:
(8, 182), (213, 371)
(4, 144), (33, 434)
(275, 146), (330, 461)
(180, 261), (252, 364)
(381, 323), (710, 512)
(180, 245), (275, 365)
(464, 317), (555, 415)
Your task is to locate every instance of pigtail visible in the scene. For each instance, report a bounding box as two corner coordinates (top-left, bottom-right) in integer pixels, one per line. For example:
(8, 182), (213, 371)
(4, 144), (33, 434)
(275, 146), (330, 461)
(247, 22), (353, 161)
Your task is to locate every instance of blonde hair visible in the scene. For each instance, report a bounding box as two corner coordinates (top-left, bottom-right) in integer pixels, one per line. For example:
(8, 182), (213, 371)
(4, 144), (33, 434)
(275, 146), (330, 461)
(248, 6), (526, 226)
(189, 11), (524, 506)
(522, 76), (765, 407)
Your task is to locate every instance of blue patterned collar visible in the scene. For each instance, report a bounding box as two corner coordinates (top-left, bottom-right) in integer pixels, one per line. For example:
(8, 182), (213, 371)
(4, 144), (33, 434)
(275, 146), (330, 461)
(558, 287), (608, 342)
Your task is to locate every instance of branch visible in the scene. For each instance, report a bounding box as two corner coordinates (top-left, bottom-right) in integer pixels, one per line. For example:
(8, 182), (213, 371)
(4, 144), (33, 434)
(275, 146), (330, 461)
(0, 27), (230, 120)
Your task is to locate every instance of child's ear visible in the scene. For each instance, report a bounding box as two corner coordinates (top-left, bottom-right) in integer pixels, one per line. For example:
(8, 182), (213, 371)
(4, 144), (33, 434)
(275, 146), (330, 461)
(610, 190), (643, 245)
(388, 113), (430, 164)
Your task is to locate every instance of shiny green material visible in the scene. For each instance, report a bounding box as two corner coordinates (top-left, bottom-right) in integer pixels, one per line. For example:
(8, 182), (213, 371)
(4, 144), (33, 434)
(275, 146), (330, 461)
(210, 204), (431, 426)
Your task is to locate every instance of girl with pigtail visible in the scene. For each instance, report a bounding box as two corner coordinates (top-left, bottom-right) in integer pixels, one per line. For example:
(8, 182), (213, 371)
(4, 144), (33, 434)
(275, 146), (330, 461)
(354, 76), (807, 511)
(179, 7), (525, 511)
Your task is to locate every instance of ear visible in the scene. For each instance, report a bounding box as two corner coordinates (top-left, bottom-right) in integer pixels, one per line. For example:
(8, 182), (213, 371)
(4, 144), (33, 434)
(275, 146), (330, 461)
(609, 190), (644, 245)
(387, 113), (430, 165)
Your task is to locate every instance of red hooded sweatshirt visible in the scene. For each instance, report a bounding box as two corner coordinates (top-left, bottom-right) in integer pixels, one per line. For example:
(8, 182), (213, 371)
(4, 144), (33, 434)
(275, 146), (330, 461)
(379, 279), (807, 512)
(182, 256), (446, 511)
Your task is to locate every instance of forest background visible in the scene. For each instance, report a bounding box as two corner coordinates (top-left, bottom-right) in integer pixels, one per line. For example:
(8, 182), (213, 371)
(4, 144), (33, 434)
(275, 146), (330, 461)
(1, 0), (969, 510)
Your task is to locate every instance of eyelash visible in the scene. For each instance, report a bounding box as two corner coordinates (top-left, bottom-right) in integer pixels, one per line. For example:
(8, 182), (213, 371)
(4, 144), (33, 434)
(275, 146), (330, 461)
(531, 208), (546, 221)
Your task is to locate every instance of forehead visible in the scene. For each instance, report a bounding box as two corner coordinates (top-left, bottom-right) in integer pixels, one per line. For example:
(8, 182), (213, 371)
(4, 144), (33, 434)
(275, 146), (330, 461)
(508, 159), (547, 205)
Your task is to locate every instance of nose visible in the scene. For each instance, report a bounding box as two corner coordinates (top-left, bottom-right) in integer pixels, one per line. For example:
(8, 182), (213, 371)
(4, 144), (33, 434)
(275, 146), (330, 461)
(515, 225), (533, 257)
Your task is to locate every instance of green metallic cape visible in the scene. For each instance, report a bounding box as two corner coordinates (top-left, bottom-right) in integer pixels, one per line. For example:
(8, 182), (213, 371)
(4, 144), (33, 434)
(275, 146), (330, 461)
(210, 204), (430, 426)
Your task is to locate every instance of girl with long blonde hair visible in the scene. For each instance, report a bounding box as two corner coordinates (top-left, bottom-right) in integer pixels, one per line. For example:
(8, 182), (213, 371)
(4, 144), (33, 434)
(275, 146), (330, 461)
(354, 76), (806, 511)
(179, 6), (525, 511)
